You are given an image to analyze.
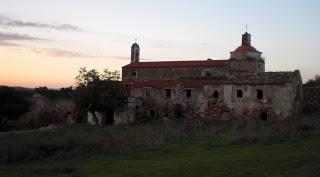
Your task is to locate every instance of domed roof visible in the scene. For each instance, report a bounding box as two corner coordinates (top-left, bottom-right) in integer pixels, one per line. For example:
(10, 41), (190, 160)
(234, 44), (261, 53)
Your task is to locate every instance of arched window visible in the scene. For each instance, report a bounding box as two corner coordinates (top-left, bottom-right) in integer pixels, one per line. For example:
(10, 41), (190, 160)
(213, 91), (219, 99)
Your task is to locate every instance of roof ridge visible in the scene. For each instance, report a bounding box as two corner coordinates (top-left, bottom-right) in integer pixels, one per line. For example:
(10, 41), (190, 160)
(123, 60), (227, 68)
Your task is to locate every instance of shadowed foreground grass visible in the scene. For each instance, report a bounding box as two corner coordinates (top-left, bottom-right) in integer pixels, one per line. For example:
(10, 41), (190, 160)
(0, 135), (320, 177)
(0, 116), (320, 177)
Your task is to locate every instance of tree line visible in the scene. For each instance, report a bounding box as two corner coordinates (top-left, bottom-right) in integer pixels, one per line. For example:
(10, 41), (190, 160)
(0, 67), (128, 130)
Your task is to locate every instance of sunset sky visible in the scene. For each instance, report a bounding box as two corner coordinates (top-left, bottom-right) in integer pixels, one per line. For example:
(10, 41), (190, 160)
(0, 0), (319, 88)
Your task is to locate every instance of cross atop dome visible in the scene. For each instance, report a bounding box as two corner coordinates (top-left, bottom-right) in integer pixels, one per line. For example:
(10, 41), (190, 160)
(232, 31), (261, 54)
(230, 31), (262, 60)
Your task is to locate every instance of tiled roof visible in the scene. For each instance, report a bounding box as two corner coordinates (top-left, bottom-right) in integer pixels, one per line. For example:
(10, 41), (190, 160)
(233, 45), (261, 53)
(122, 81), (204, 89)
(123, 60), (226, 68)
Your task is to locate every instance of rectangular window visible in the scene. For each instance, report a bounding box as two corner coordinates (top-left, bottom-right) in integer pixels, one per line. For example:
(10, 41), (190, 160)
(150, 110), (155, 118)
(144, 87), (150, 97)
(185, 89), (192, 98)
(213, 90), (219, 99)
(237, 90), (243, 98)
(165, 89), (171, 98)
(257, 89), (263, 99)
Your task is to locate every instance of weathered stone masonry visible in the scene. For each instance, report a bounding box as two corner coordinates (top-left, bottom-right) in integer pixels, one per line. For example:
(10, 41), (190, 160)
(116, 32), (303, 124)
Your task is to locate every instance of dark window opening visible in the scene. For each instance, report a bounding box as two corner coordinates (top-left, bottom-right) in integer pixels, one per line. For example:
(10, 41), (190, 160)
(186, 89), (192, 98)
(65, 112), (71, 119)
(165, 89), (171, 98)
(175, 104), (182, 120)
(105, 109), (114, 125)
(205, 72), (212, 77)
(260, 112), (268, 121)
(213, 91), (219, 99)
(150, 110), (155, 118)
(144, 88), (150, 97)
(257, 89), (263, 99)
(132, 71), (136, 76)
(237, 90), (243, 98)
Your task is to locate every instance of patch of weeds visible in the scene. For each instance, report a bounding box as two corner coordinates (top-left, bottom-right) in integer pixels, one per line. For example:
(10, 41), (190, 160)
(30, 167), (77, 176)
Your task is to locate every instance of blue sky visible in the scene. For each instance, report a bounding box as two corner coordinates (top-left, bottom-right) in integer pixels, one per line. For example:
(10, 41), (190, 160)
(0, 0), (319, 87)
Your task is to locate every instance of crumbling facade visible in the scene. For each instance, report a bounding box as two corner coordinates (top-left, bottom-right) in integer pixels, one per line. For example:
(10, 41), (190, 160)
(22, 94), (76, 126)
(117, 32), (303, 123)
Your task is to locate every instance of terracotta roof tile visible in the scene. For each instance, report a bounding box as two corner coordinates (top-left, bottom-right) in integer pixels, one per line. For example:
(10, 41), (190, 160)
(234, 45), (261, 53)
(122, 81), (204, 89)
(123, 60), (226, 68)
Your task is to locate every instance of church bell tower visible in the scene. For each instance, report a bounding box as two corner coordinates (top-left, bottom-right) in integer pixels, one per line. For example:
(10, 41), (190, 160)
(131, 42), (140, 63)
(229, 31), (265, 73)
(242, 32), (251, 45)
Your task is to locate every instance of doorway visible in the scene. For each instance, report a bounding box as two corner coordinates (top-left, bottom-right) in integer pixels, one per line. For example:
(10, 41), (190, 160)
(175, 104), (182, 120)
(105, 109), (114, 125)
(260, 112), (268, 121)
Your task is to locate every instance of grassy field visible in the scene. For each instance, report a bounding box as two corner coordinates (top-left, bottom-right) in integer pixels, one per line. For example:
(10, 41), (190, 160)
(1, 136), (320, 177)
(0, 117), (320, 177)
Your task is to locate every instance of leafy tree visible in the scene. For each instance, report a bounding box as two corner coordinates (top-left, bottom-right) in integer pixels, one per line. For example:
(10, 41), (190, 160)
(304, 74), (320, 87)
(0, 86), (30, 130)
(59, 87), (73, 98)
(74, 67), (128, 124)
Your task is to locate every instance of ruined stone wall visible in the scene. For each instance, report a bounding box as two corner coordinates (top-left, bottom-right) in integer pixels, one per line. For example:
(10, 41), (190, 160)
(129, 81), (301, 121)
(21, 94), (76, 125)
(113, 97), (136, 125)
(122, 66), (229, 81)
(226, 83), (300, 120)
(123, 70), (303, 121)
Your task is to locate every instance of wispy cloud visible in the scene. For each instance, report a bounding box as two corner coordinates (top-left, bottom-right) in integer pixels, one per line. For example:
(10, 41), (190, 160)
(0, 15), (83, 32)
(32, 48), (129, 60)
(0, 32), (47, 46)
(32, 48), (96, 58)
(0, 41), (20, 46)
(0, 32), (44, 41)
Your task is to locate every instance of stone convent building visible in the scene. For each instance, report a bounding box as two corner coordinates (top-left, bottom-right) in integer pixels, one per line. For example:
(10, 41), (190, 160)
(118, 32), (303, 123)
